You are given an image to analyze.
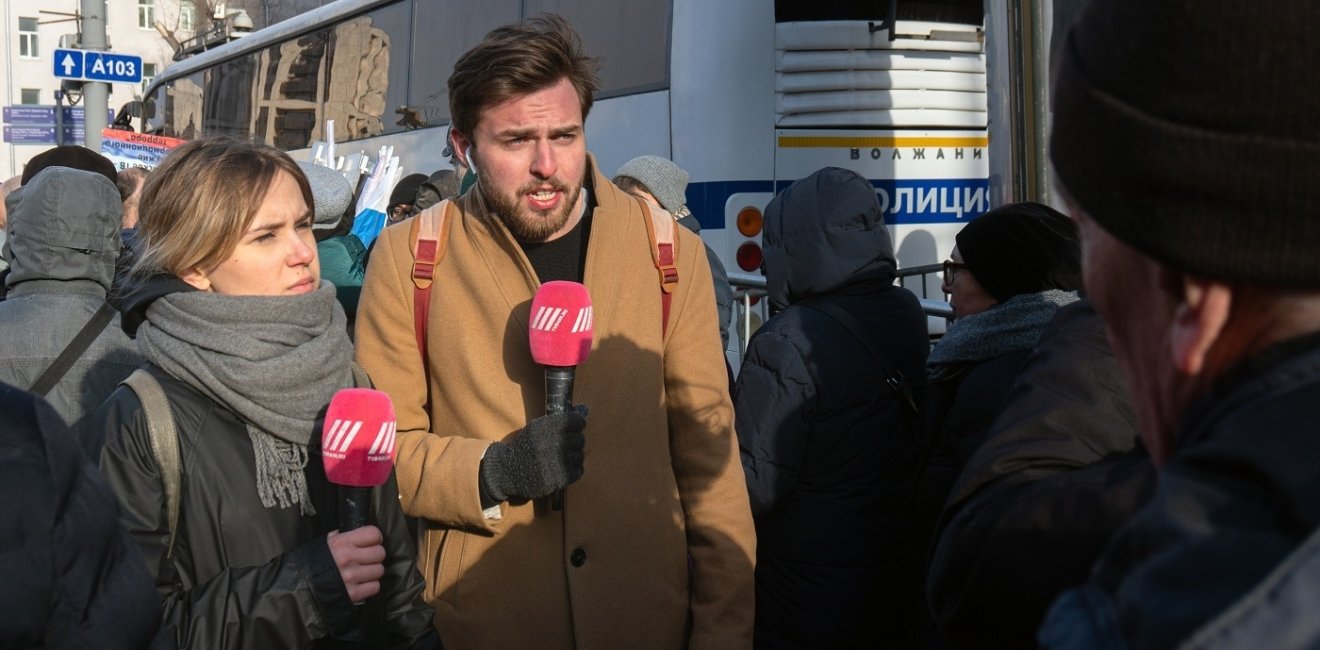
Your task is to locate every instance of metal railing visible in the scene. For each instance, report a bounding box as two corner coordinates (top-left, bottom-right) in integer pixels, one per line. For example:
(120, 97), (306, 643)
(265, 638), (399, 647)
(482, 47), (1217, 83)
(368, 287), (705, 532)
(727, 265), (952, 358)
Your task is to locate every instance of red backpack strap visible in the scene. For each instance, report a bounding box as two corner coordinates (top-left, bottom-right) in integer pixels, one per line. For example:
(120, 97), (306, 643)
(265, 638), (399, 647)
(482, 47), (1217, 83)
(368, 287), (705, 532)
(409, 200), (454, 364)
(637, 197), (679, 338)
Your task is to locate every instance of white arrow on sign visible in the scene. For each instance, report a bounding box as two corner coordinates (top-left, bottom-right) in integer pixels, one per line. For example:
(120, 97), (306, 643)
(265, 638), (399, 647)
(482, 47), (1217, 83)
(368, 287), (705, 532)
(60, 53), (77, 76)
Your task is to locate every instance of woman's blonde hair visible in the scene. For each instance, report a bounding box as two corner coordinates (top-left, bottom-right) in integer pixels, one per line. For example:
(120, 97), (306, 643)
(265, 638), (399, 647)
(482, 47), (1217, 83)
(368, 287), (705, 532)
(133, 136), (313, 278)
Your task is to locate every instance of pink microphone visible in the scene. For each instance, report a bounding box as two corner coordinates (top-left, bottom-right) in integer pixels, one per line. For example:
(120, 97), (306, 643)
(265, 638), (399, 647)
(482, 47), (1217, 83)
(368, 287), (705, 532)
(529, 281), (593, 510)
(322, 388), (397, 531)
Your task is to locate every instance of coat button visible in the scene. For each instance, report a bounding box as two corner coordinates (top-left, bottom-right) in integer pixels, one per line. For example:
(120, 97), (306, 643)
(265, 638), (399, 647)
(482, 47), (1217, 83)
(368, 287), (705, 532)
(570, 547), (587, 567)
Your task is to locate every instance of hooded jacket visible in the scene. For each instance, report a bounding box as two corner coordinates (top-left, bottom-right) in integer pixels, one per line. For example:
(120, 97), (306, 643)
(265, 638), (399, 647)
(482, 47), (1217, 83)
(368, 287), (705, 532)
(735, 167), (929, 648)
(0, 167), (141, 432)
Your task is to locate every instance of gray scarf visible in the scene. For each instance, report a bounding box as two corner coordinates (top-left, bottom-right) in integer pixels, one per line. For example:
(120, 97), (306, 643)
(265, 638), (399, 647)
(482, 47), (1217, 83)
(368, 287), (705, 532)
(138, 282), (355, 514)
(928, 289), (1078, 382)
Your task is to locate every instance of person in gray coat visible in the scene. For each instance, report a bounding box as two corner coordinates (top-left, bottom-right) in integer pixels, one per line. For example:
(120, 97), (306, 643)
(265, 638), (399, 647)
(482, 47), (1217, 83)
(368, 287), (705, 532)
(614, 155), (734, 353)
(0, 167), (141, 435)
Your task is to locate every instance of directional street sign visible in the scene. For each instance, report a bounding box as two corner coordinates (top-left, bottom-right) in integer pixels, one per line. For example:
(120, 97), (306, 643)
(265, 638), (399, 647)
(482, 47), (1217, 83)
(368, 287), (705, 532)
(53, 48), (144, 84)
(53, 49), (84, 80)
(3, 106), (114, 126)
(3, 125), (87, 146)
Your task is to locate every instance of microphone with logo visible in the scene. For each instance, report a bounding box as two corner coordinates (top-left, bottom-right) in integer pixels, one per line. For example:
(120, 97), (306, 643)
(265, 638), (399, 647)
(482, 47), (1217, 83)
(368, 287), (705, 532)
(322, 388), (398, 531)
(528, 280), (593, 511)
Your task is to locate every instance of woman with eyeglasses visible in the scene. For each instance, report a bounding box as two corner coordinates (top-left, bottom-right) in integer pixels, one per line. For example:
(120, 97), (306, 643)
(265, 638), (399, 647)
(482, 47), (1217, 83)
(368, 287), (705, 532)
(387, 173), (428, 224)
(926, 201), (1081, 444)
(911, 201), (1081, 637)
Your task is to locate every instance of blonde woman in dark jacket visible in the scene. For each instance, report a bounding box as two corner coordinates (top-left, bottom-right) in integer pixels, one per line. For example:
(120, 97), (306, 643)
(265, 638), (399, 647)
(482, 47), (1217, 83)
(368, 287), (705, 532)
(92, 137), (440, 649)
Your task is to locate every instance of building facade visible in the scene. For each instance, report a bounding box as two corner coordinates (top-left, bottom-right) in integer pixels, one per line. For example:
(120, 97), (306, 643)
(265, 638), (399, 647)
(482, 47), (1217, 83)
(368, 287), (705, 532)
(0, 1), (195, 177)
(0, 0), (322, 178)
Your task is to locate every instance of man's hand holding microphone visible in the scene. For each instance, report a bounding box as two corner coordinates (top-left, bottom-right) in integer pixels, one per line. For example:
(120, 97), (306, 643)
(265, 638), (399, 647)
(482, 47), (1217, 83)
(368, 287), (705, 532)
(478, 404), (588, 505)
(480, 281), (594, 509)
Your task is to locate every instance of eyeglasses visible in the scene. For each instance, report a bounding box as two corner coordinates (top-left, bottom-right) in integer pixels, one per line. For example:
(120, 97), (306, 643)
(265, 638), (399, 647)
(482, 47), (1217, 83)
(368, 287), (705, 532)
(942, 260), (970, 284)
(388, 204), (412, 223)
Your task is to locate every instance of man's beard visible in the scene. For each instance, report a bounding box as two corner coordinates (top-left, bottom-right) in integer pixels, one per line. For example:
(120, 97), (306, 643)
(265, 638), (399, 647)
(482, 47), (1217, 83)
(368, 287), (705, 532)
(479, 170), (584, 242)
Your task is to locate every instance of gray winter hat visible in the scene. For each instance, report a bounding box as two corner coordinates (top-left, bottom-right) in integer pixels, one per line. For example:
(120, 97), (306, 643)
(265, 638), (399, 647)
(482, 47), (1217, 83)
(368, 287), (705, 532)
(296, 161), (353, 231)
(614, 155), (689, 214)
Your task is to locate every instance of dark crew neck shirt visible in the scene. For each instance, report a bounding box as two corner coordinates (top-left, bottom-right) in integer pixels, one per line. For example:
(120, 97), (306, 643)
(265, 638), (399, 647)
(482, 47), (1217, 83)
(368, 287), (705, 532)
(519, 188), (594, 283)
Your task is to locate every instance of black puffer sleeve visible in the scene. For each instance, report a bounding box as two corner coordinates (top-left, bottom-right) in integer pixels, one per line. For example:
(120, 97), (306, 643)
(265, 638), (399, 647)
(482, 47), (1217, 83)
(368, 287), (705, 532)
(1, 385), (164, 649)
(734, 325), (816, 518)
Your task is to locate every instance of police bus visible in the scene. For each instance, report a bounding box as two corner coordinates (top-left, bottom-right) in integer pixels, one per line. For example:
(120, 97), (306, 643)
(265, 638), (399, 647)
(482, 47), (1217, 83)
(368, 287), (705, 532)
(135, 0), (1082, 340)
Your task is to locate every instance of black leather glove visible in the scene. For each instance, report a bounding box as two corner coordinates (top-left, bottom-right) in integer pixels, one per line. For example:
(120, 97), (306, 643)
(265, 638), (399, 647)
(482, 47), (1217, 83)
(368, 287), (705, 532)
(479, 405), (588, 505)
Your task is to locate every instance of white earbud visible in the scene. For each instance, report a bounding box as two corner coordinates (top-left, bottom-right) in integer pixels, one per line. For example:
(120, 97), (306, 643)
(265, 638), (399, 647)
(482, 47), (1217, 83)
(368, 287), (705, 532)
(465, 145), (479, 175)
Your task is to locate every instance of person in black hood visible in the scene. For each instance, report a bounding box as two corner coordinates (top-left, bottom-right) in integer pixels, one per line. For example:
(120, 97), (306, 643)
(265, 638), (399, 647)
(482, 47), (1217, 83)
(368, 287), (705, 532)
(91, 136), (440, 649)
(734, 166), (929, 648)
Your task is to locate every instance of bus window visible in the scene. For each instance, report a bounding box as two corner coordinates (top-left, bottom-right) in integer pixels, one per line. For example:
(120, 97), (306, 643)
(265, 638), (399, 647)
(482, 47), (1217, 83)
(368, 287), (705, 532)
(203, 53), (257, 139)
(322, 3), (412, 145)
(160, 71), (204, 139)
(189, 1), (413, 149)
(406, 0), (520, 130)
(525, 0), (670, 97)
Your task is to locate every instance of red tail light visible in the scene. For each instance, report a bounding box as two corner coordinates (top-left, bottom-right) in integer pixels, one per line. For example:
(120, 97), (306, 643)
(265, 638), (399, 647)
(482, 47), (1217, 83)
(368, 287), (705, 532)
(736, 242), (763, 272)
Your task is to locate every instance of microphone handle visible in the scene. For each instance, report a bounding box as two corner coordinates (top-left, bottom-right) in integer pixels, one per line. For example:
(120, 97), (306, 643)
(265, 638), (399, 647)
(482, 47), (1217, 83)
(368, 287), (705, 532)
(545, 366), (575, 510)
(340, 485), (379, 614)
(341, 486), (372, 531)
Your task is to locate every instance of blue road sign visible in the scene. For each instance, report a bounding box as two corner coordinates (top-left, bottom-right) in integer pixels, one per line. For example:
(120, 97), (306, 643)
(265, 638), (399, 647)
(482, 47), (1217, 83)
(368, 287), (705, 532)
(4, 106), (55, 124)
(4, 126), (56, 145)
(3, 106), (116, 126)
(53, 48), (144, 84)
(53, 49), (84, 79)
(84, 51), (144, 84)
(59, 107), (116, 123)
(2, 125), (85, 146)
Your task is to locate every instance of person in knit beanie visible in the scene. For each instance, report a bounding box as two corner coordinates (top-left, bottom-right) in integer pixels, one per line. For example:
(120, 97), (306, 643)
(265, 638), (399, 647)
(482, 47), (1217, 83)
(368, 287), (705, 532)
(614, 155), (690, 218)
(952, 201), (1081, 305)
(387, 173), (427, 224)
(1038, 1), (1320, 648)
(297, 161), (365, 321)
(614, 155), (735, 359)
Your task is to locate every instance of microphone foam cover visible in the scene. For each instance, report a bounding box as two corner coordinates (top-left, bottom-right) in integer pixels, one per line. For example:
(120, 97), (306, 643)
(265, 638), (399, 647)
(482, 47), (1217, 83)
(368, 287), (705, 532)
(529, 280), (594, 367)
(322, 388), (397, 488)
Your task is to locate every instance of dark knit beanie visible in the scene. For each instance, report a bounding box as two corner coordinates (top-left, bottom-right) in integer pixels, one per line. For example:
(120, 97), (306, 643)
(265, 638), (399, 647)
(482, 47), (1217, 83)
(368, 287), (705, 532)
(414, 169), (459, 211)
(22, 145), (117, 187)
(1051, 0), (1320, 287)
(955, 202), (1081, 303)
(389, 173), (428, 209)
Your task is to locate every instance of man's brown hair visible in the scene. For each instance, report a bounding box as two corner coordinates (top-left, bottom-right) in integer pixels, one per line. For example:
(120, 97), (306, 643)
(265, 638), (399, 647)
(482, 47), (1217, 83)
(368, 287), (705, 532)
(448, 14), (600, 139)
(116, 165), (148, 202)
(133, 136), (312, 278)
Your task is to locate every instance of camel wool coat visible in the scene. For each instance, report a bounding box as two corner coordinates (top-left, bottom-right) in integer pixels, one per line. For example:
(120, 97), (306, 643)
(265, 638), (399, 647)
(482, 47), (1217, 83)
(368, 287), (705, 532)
(355, 157), (756, 649)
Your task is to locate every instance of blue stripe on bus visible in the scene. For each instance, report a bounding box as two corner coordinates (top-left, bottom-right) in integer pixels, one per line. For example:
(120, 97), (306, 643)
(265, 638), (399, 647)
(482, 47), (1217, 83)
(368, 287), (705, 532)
(686, 177), (991, 230)
(687, 180), (777, 231)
